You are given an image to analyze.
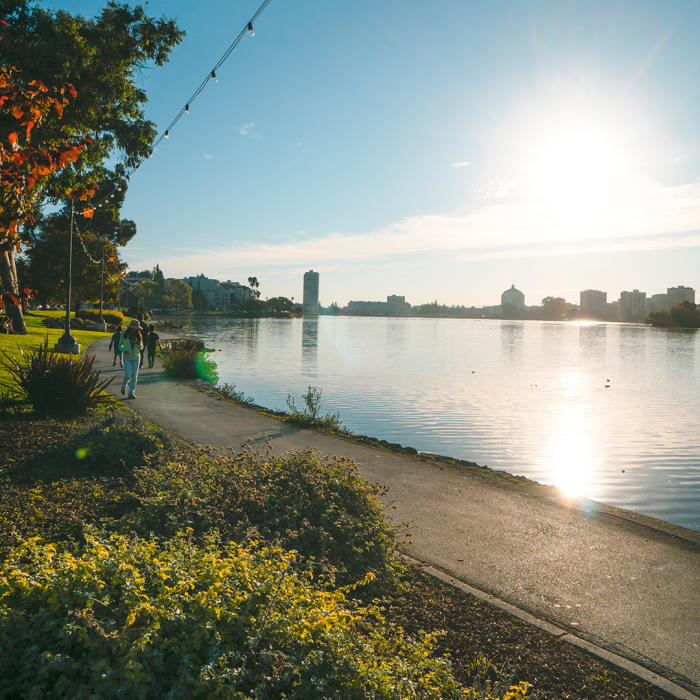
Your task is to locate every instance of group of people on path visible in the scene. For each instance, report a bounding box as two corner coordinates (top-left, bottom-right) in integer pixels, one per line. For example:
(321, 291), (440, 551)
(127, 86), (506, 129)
(107, 314), (161, 400)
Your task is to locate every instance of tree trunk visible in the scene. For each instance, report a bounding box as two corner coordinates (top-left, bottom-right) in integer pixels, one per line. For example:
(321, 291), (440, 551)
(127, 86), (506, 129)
(0, 248), (27, 334)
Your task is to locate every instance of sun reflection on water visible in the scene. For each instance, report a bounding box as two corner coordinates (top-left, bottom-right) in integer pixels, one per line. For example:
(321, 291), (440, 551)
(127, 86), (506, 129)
(547, 389), (594, 499)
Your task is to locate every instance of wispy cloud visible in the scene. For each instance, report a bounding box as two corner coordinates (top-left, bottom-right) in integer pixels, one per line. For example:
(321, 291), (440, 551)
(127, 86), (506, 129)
(239, 122), (261, 138)
(203, 153), (213, 160)
(135, 176), (700, 277)
(451, 161), (472, 168)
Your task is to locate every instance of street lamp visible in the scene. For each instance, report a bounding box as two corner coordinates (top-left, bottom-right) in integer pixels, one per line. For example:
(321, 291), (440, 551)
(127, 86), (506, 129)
(54, 199), (80, 353)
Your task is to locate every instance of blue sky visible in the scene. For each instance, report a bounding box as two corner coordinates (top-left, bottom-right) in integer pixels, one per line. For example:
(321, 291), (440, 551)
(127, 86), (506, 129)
(45, 0), (700, 306)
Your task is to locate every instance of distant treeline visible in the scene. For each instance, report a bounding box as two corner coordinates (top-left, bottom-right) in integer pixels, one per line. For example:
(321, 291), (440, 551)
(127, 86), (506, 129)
(648, 302), (700, 328)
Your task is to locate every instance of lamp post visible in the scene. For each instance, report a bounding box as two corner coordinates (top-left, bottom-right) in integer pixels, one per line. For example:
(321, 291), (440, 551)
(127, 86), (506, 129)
(93, 240), (108, 332)
(54, 199), (80, 353)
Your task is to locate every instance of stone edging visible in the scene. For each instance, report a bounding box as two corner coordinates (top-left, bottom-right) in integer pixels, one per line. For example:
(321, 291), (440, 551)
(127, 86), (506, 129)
(401, 554), (699, 700)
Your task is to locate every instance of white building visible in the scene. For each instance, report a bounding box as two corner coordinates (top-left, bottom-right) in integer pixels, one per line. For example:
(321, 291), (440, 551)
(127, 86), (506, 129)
(667, 285), (695, 307)
(501, 284), (525, 309)
(580, 289), (608, 319)
(184, 276), (253, 309)
(620, 289), (647, 322)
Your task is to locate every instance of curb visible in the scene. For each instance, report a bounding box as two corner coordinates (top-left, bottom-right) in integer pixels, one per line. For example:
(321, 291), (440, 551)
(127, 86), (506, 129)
(401, 555), (699, 700)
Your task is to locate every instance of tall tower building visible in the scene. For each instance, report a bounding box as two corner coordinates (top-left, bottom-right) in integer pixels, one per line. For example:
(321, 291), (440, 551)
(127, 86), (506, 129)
(303, 269), (320, 314)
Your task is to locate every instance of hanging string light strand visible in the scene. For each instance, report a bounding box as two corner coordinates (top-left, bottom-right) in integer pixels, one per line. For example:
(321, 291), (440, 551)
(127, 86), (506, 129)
(85, 0), (272, 215)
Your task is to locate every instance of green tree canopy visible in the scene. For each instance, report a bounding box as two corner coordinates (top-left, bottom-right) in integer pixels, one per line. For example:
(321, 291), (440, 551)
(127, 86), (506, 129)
(162, 278), (192, 310)
(1, 1), (182, 330)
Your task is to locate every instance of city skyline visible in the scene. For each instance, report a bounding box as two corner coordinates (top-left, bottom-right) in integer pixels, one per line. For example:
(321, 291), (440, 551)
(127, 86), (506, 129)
(45, 0), (700, 306)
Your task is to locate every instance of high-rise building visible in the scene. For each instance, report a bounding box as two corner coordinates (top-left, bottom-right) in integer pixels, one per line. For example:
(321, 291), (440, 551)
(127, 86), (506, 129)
(620, 289), (647, 322)
(303, 269), (320, 313)
(580, 289), (608, 319)
(667, 285), (695, 307)
(501, 284), (525, 309)
(646, 293), (668, 314)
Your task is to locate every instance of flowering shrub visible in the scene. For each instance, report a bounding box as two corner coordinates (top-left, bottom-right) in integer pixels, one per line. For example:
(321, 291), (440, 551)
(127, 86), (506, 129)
(120, 447), (403, 592)
(0, 531), (467, 698)
(76, 309), (125, 326)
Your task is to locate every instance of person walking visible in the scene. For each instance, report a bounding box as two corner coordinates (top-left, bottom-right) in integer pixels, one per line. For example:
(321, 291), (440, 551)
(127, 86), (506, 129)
(146, 324), (161, 369)
(108, 326), (123, 367)
(119, 320), (143, 399)
(137, 313), (149, 368)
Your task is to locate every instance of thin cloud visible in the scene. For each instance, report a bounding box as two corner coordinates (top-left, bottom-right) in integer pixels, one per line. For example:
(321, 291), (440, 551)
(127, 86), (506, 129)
(138, 177), (700, 276)
(239, 122), (261, 138)
(203, 153), (213, 159)
(451, 161), (472, 168)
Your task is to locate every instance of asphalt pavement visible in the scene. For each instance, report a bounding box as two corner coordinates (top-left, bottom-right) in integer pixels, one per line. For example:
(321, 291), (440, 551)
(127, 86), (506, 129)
(90, 337), (700, 697)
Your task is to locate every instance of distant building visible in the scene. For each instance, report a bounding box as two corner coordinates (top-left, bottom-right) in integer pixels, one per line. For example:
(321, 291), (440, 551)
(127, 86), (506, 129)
(501, 284), (525, 309)
(184, 275), (253, 309)
(580, 289), (607, 319)
(646, 293), (668, 314)
(620, 289), (647, 322)
(303, 270), (320, 314)
(386, 295), (411, 315)
(667, 285), (695, 307)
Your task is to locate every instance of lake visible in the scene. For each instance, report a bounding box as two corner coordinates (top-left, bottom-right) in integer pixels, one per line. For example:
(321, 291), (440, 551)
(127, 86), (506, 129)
(176, 316), (700, 531)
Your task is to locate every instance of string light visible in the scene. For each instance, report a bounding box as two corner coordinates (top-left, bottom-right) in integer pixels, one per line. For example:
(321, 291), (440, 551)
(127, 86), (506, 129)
(85, 0), (273, 213)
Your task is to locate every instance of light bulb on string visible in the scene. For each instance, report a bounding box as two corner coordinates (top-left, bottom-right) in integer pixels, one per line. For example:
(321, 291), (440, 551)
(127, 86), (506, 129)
(211, 70), (217, 82)
(247, 21), (254, 36)
(164, 130), (170, 139)
(184, 104), (190, 114)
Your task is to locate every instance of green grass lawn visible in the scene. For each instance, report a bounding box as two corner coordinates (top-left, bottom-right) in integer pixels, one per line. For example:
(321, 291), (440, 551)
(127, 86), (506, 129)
(0, 310), (110, 390)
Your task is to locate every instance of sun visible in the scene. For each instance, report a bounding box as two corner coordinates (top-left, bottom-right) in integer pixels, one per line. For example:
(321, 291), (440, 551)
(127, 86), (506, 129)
(515, 110), (641, 237)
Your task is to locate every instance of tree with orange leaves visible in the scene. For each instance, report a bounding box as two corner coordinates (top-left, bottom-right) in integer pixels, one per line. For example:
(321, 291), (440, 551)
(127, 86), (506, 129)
(0, 4), (182, 333)
(0, 65), (91, 331)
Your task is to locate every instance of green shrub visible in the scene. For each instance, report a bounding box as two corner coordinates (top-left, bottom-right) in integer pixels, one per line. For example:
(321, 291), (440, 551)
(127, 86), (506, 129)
(162, 341), (218, 384)
(120, 447), (402, 592)
(76, 309), (125, 326)
(69, 408), (176, 474)
(0, 531), (466, 699)
(2, 339), (113, 416)
(286, 385), (343, 430)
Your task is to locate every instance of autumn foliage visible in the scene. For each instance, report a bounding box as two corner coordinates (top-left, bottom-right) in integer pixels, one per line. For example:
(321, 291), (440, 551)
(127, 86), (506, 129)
(0, 64), (90, 249)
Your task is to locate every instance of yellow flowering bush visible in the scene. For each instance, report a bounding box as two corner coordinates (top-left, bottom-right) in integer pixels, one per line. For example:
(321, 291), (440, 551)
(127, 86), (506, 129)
(0, 531), (468, 698)
(120, 447), (403, 593)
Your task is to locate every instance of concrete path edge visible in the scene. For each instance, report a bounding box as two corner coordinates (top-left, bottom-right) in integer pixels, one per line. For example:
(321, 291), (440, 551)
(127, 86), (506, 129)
(402, 555), (699, 700)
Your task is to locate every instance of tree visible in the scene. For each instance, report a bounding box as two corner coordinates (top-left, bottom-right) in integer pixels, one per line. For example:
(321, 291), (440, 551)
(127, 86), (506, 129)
(152, 264), (165, 289)
(0, 65), (89, 330)
(161, 278), (192, 310)
(140, 280), (163, 309)
(649, 302), (700, 328)
(1, 3), (182, 330)
(22, 212), (126, 309)
(191, 288), (209, 311)
(247, 276), (260, 299)
(540, 296), (566, 320)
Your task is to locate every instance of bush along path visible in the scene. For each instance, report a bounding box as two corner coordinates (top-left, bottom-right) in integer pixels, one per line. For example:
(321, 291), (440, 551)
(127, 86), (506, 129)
(1, 405), (678, 698)
(89, 335), (699, 698)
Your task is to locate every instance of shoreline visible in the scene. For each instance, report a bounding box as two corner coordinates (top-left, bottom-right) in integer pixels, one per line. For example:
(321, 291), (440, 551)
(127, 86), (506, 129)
(89, 336), (700, 693)
(196, 378), (700, 544)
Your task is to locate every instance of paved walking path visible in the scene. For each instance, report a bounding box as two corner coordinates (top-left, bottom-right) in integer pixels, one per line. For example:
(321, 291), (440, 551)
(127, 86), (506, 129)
(91, 337), (700, 696)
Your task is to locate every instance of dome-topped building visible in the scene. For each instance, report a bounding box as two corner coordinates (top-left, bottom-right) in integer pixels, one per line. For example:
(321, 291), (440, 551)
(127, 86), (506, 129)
(501, 284), (525, 309)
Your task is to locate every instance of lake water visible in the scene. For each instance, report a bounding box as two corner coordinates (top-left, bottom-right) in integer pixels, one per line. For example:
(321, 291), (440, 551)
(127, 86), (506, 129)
(178, 316), (700, 531)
